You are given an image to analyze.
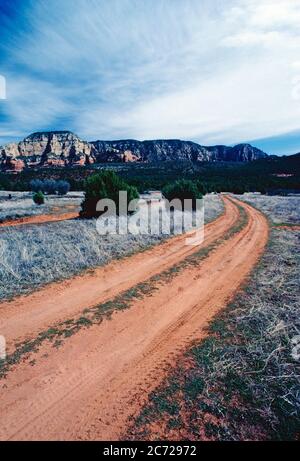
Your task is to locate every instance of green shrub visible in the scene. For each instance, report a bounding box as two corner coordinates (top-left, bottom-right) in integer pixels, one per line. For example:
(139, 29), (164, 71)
(30, 179), (70, 195)
(196, 180), (207, 195)
(80, 170), (139, 218)
(33, 191), (45, 205)
(163, 179), (202, 209)
(30, 179), (44, 193)
(56, 180), (70, 195)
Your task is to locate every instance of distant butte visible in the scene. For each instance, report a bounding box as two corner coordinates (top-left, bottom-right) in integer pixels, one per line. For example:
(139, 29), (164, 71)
(0, 131), (268, 172)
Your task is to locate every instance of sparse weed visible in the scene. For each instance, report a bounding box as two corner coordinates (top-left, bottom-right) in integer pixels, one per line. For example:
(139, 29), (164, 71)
(0, 194), (223, 300)
(126, 197), (300, 441)
(0, 197), (241, 378)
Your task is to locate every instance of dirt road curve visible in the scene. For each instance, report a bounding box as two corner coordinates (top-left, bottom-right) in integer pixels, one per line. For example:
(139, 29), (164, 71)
(0, 197), (269, 441)
(0, 196), (238, 349)
(0, 211), (78, 228)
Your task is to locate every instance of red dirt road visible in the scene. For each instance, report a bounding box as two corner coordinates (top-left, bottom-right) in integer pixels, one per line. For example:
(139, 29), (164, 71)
(275, 224), (300, 231)
(0, 197), (269, 441)
(0, 197), (239, 350)
(0, 211), (78, 228)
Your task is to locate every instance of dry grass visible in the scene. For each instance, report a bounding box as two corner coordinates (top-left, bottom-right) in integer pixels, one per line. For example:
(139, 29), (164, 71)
(0, 200), (242, 378)
(0, 193), (223, 300)
(0, 191), (83, 222)
(237, 193), (300, 224)
(126, 197), (300, 441)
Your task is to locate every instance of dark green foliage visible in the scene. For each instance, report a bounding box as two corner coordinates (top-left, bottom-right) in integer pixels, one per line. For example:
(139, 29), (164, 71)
(114, 155), (300, 195)
(196, 180), (207, 195)
(33, 191), (45, 205)
(56, 180), (70, 195)
(163, 179), (202, 209)
(80, 170), (139, 218)
(184, 375), (205, 400)
(29, 178), (70, 195)
(149, 392), (180, 416)
(1, 153), (299, 194)
(0, 173), (12, 190)
(42, 179), (57, 194)
(30, 179), (43, 192)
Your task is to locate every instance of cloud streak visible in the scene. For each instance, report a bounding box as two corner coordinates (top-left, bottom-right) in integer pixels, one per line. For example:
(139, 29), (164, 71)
(0, 0), (299, 154)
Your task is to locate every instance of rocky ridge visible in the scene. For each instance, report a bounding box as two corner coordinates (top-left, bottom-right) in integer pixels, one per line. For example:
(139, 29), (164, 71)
(0, 131), (268, 172)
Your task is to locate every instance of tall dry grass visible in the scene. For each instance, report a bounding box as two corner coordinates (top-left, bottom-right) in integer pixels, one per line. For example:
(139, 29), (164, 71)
(0, 194), (223, 300)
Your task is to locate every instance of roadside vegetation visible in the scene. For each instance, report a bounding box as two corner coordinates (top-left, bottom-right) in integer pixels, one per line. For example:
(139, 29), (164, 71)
(126, 196), (300, 441)
(0, 194), (223, 301)
(238, 193), (300, 225)
(163, 179), (202, 207)
(0, 191), (82, 223)
(30, 179), (70, 195)
(80, 170), (139, 218)
(33, 191), (45, 205)
(0, 196), (239, 377)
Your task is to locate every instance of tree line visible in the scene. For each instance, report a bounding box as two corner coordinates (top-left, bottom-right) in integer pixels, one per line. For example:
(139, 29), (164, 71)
(30, 179), (70, 195)
(0, 154), (299, 196)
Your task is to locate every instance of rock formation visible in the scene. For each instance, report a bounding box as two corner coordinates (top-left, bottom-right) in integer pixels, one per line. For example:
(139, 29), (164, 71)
(91, 139), (267, 163)
(0, 131), (268, 172)
(0, 131), (97, 171)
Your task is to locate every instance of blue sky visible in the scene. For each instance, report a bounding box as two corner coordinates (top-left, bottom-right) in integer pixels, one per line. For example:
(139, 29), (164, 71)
(0, 0), (300, 155)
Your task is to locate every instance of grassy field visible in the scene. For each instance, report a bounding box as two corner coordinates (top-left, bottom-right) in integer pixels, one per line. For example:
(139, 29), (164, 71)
(238, 193), (300, 225)
(126, 195), (300, 441)
(0, 193), (223, 300)
(0, 191), (82, 222)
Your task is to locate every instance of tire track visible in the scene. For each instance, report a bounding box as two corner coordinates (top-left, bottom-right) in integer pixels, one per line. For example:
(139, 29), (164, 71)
(0, 197), (268, 440)
(0, 196), (237, 349)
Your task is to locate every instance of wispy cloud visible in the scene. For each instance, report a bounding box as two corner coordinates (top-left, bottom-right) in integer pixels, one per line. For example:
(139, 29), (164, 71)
(0, 0), (299, 153)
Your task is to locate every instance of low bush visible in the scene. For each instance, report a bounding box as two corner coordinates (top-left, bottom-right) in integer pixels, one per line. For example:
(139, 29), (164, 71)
(33, 191), (45, 205)
(163, 179), (202, 209)
(30, 179), (43, 193)
(80, 171), (139, 218)
(43, 179), (57, 195)
(56, 180), (70, 195)
(29, 179), (70, 195)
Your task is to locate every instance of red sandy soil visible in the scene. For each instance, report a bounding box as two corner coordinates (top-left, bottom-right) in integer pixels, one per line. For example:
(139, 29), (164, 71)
(0, 197), (269, 441)
(0, 211), (78, 228)
(275, 225), (300, 230)
(0, 197), (239, 350)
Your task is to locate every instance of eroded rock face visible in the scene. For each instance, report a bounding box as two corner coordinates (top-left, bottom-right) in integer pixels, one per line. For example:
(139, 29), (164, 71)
(0, 131), (97, 171)
(1, 157), (25, 173)
(91, 139), (267, 163)
(0, 131), (268, 172)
